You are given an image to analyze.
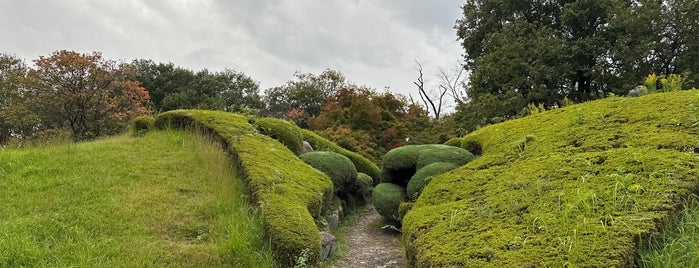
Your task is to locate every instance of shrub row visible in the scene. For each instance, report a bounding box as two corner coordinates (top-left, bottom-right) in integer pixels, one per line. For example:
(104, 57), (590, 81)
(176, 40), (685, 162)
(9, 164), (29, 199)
(404, 90), (699, 267)
(153, 110), (333, 267)
(301, 129), (382, 182)
(374, 145), (474, 222)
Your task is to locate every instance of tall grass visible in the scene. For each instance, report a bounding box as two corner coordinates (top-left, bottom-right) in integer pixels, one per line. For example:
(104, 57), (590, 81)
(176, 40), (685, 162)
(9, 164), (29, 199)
(0, 131), (276, 267)
(637, 196), (699, 267)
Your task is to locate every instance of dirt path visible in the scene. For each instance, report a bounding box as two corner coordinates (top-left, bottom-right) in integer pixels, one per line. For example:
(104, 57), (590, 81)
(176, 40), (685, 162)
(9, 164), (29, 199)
(331, 207), (407, 268)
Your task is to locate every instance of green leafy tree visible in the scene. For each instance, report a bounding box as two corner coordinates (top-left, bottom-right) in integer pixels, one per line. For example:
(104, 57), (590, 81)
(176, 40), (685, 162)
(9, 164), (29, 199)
(0, 53), (38, 145)
(262, 69), (345, 127)
(131, 60), (262, 112)
(454, 0), (697, 131)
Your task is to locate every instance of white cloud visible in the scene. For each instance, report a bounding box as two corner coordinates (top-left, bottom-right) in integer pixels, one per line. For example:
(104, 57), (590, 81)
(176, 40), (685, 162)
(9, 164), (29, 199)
(0, 0), (465, 100)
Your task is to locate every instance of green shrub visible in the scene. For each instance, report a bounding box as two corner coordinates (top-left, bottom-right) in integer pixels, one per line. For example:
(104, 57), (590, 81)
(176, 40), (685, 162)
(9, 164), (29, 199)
(382, 145), (474, 186)
(300, 151), (357, 194)
(415, 145), (474, 170)
(406, 162), (458, 201)
(128, 116), (155, 137)
(154, 110), (333, 267)
(254, 117), (304, 155)
(355, 172), (373, 197)
(381, 145), (422, 185)
(444, 137), (462, 147)
(372, 183), (406, 222)
(301, 129), (381, 182)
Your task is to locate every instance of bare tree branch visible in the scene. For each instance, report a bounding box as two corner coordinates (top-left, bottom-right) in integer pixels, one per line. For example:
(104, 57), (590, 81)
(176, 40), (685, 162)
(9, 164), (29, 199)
(414, 60), (446, 119)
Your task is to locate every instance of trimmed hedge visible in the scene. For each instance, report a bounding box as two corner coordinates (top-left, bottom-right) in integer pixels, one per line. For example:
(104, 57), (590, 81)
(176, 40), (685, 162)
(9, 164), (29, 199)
(355, 172), (374, 197)
(153, 110), (333, 267)
(382, 144), (474, 185)
(301, 129), (382, 182)
(403, 90), (699, 267)
(373, 183), (407, 222)
(253, 117), (304, 155)
(128, 116), (155, 137)
(300, 151), (357, 194)
(443, 137), (462, 147)
(406, 162), (458, 201)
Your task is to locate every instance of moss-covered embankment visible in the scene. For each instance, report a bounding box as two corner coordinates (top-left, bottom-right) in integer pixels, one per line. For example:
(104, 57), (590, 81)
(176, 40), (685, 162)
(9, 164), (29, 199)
(152, 110), (331, 266)
(403, 90), (699, 267)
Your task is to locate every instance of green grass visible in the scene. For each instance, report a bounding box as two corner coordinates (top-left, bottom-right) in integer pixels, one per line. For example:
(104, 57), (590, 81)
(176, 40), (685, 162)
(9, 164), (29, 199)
(638, 195), (699, 267)
(0, 131), (275, 267)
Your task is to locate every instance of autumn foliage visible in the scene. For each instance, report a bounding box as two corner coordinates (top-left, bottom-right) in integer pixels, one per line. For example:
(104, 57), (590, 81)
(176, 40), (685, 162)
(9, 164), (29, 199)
(0, 50), (150, 144)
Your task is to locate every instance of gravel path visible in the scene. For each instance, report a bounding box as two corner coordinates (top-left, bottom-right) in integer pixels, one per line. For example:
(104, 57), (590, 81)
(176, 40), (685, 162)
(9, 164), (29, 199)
(331, 207), (407, 268)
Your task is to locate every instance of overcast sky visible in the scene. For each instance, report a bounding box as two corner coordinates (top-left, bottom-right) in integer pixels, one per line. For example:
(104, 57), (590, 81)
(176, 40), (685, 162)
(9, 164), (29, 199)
(0, 0), (465, 100)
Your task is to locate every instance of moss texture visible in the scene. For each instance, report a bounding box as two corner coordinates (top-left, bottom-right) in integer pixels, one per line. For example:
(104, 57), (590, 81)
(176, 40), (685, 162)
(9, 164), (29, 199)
(300, 151), (357, 194)
(301, 129), (382, 182)
(253, 117), (304, 155)
(128, 116), (155, 137)
(373, 183), (407, 222)
(444, 137), (462, 147)
(403, 91), (699, 267)
(406, 162), (458, 201)
(154, 110), (333, 267)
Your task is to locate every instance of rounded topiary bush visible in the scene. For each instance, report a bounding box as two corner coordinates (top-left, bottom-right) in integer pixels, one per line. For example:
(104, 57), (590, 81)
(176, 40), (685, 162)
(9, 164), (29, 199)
(382, 145), (423, 185)
(355, 172), (373, 197)
(255, 117), (304, 155)
(300, 151), (357, 194)
(382, 144), (475, 186)
(129, 116), (155, 136)
(406, 162), (458, 201)
(415, 145), (474, 170)
(372, 183), (406, 222)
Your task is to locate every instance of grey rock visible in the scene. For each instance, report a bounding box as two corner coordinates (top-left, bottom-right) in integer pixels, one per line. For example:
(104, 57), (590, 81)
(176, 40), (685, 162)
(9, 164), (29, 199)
(302, 141), (314, 153)
(320, 231), (336, 261)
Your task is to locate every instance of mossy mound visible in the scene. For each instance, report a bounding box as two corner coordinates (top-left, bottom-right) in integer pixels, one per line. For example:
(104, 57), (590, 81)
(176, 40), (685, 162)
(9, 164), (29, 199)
(382, 144), (474, 185)
(403, 91), (699, 267)
(406, 162), (458, 201)
(253, 117), (304, 155)
(128, 116), (154, 137)
(444, 137), (462, 147)
(154, 110), (333, 267)
(300, 151), (357, 194)
(373, 183), (407, 222)
(301, 129), (382, 182)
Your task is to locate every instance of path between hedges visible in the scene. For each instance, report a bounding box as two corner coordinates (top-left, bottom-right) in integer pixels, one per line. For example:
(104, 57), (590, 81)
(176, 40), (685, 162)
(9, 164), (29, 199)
(332, 207), (407, 268)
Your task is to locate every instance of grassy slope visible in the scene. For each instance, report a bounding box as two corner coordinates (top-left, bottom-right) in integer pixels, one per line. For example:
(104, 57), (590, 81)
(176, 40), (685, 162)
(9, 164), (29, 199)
(0, 131), (275, 267)
(404, 91), (699, 267)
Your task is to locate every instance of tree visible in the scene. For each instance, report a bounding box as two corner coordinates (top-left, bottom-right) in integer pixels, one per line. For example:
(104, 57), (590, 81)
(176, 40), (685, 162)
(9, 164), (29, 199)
(28, 50), (150, 142)
(0, 53), (37, 145)
(131, 60), (262, 113)
(262, 69), (346, 127)
(413, 61), (448, 120)
(454, 0), (697, 131)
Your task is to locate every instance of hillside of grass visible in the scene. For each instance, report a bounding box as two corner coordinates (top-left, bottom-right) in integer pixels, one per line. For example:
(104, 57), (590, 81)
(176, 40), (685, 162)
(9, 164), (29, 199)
(0, 131), (275, 267)
(403, 90), (699, 267)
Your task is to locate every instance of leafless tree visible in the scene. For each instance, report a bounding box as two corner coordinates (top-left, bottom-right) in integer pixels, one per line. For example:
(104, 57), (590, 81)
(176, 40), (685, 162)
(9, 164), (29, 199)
(414, 60), (447, 120)
(438, 64), (467, 104)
